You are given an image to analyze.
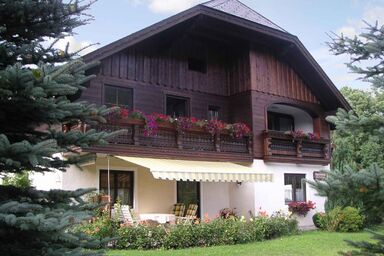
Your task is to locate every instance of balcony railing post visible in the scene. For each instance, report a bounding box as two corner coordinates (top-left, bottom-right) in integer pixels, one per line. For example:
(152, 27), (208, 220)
(323, 143), (329, 159)
(215, 134), (221, 152)
(247, 136), (253, 155)
(296, 140), (303, 158)
(176, 130), (183, 149)
(132, 124), (140, 146)
(264, 132), (272, 156)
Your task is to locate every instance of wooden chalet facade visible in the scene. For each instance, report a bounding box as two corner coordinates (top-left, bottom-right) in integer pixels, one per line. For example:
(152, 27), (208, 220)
(81, 0), (349, 166)
(34, 0), (350, 228)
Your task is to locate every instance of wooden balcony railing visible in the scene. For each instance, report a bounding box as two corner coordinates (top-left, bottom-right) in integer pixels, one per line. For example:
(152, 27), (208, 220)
(89, 119), (253, 157)
(263, 130), (330, 165)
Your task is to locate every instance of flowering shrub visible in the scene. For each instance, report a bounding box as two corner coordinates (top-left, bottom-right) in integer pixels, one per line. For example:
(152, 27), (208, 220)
(219, 208), (238, 219)
(257, 207), (269, 217)
(317, 207), (364, 232)
(229, 123), (251, 138)
(288, 200), (316, 216)
(115, 214), (298, 250)
(73, 212), (119, 248)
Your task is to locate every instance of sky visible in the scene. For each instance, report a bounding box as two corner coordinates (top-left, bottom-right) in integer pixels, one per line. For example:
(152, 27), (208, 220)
(65, 0), (384, 90)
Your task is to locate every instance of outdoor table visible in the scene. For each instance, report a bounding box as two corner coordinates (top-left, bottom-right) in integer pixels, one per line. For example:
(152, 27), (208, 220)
(139, 213), (176, 224)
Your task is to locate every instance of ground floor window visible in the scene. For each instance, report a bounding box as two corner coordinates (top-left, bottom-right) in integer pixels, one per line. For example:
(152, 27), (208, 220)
(284, 173), (306, 204)
(99, 170), (134, 207)
(177, 181), (200, 217)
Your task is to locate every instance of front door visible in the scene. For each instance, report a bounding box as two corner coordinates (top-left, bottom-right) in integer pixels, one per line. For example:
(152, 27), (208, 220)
(99, 170), (134, 207)
(177, 181), (200, 217)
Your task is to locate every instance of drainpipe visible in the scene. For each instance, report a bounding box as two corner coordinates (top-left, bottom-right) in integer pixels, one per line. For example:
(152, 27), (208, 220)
(107, 155), (111, 203)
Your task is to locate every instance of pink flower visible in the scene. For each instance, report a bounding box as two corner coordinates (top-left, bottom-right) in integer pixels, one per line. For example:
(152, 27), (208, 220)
(204, 120), (225, 136)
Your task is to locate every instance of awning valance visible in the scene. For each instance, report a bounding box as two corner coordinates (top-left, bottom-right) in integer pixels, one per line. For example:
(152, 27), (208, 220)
(115, 156), (273, 182)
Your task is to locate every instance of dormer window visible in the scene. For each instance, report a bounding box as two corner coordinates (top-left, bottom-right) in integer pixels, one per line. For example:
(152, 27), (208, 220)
(188, 57), (207, 73)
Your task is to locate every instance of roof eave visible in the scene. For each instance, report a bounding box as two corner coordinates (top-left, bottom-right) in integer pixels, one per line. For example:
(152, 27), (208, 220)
(84, 5), (205, 62)
(83, 4), (350, 111)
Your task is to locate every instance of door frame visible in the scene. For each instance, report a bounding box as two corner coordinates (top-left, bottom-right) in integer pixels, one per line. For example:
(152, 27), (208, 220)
(176, 181), (201, 217)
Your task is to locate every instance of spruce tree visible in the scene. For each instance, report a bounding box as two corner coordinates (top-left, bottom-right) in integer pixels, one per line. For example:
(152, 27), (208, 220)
(0, 0), (118, 255)
(311, 21), (384, 255)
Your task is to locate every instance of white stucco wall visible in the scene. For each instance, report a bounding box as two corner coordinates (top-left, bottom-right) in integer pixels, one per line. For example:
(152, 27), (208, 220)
(268, 104), (314, 133)
(251, 159), (328, 228)
(200, 182), (231, 218)
(31, 171), (63, 190)
(229, 182), (255, 217)
(61, 164), (98, 191)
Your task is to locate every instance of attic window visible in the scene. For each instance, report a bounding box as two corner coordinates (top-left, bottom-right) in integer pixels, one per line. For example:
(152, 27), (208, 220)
(188, 57), (207, 73)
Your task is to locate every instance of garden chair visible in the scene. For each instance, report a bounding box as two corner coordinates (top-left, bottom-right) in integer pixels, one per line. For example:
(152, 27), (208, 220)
(176, 204), (198, 224)
(118, 205), (140, 226)
(172, 203), (185, 218)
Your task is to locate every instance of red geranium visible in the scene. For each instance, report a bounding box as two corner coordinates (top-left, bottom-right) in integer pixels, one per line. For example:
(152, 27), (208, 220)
(153, 113), (170, 123)
(230, 123), (251, 138)
(288, 201), (316, 216)
(120, 107), (129, 119)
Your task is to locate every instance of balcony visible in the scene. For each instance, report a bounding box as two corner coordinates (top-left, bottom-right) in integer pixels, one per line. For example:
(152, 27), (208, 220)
(263, 130), (330, 165)
(84, 119), (253, 162)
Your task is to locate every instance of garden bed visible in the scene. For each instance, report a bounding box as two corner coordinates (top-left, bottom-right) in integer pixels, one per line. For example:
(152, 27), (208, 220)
(108, 227), (384, 256)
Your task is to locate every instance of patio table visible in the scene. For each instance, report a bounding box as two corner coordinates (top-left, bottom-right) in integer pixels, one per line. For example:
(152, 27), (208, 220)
(139, 213), (176, 224)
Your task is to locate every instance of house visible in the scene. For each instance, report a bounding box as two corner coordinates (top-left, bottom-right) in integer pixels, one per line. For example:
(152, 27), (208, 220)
(32, 0), (350, 228)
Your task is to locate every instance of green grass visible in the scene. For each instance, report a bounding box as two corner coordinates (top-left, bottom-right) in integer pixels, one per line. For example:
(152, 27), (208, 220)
(108, 229), (380, 256)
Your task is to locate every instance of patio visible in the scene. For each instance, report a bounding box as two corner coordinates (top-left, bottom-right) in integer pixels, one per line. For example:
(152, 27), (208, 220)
(81, 155), (273, 221)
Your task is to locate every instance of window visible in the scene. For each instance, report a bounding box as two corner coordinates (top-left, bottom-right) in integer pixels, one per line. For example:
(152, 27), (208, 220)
(208, 105), (220, 121)
(284, 174), (306, 204)
(166, 95), (189, 117)
(268, 112), (294, 131)
(99, 170), (134, 207)
(188, 57), (207, 73)
(104, 85), (133, 109)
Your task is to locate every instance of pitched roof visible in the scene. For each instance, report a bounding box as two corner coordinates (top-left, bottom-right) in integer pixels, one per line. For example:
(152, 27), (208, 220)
(83, 0), (351, 111)
(202, 0), (286, 32)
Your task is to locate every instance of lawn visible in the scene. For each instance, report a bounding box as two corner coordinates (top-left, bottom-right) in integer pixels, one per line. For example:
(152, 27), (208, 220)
(108, 229), (379, 256)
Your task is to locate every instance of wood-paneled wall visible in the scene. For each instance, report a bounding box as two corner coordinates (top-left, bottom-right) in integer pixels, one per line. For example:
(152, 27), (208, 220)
(249, 45), (319, 104)
(82, 76), (230, 122)
(228, 49), (251, 95)
(100, 37), (229, 96)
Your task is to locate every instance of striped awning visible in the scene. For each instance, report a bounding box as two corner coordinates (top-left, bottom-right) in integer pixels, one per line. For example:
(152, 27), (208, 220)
(115, 156), (273, 182)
